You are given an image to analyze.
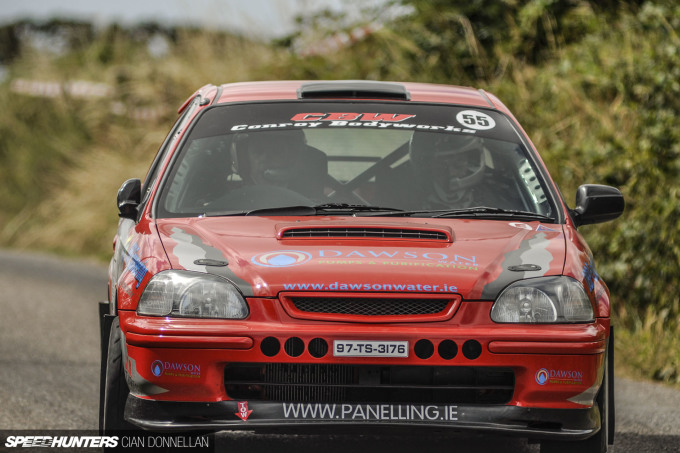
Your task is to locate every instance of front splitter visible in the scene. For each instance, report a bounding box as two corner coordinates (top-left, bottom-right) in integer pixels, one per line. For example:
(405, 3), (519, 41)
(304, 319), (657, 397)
(125, 396), (599, 441)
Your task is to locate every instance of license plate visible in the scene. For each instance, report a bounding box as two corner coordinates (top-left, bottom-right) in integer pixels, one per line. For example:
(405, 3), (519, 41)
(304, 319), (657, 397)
(333, 340), (409, 357)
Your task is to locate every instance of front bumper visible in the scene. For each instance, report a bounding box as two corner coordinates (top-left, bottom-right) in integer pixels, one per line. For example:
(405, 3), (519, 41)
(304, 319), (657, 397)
(125, 396), (600, 440)
(116, 299), (608, 439)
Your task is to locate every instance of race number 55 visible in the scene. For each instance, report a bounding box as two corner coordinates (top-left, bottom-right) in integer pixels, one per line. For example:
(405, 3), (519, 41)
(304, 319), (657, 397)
(456, 110), (496, 130)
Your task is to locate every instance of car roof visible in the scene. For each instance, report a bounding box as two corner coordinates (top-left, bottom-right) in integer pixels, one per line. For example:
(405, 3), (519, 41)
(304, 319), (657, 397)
(182, 80), (513, 116)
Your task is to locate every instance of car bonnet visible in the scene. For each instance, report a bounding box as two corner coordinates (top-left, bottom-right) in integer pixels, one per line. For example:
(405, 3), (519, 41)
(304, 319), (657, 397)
(155, 217), (566, 300)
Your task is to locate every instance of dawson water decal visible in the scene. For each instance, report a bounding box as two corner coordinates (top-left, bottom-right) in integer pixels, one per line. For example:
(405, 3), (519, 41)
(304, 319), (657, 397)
(318, 250), (477, 262)
(151, 360), (201, 379)
(283, 281), (458, 293)
(536, 368), (584, 386)
(254, 249), (478, 267)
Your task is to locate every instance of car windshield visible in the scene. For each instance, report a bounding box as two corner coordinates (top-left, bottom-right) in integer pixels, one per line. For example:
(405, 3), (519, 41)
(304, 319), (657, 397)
(156, 102), (557, 220)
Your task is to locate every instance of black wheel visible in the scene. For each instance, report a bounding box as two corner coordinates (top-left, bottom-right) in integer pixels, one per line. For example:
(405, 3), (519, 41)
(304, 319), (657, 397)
(607, 326), (616, 445)
(541, 344), (612, 453)
(101, 317), (136, 433)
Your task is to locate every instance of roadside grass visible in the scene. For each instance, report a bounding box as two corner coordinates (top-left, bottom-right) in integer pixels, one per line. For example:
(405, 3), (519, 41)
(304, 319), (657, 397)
(0, 28), (274, 259)
(615, 309), (680, 388)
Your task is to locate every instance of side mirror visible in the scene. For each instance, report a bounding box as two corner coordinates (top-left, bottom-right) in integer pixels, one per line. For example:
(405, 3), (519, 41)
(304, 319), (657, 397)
(117, 178), (141, 220)
(573, 184), (624, 227)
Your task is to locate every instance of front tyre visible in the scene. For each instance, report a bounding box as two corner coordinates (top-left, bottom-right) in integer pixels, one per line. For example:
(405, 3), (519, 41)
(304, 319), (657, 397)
(101, 317), (136, 433)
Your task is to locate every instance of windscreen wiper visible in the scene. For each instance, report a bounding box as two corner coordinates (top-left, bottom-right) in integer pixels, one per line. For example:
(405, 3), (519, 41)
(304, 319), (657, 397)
(205, 206), (316, 217)
(205, 204), (404, 217)
(431, 207), (555, 221)
(312, 203), (405, 214)
(360, 206), (555, 222)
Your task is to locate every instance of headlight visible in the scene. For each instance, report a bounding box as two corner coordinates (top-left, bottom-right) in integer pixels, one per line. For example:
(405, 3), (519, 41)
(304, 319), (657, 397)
(490, 276), (594, 323)
(137, 271), (249, 319)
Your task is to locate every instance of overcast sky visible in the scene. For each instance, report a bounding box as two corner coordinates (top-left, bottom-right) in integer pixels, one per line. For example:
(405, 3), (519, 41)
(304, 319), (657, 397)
(0, 0), (357, 37)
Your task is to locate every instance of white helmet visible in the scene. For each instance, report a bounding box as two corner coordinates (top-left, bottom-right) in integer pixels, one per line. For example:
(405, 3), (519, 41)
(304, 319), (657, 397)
(410, 132), (487, 205)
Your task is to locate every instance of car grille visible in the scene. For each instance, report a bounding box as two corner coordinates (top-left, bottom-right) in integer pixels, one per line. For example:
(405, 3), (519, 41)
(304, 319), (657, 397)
(225, 364), (514, 405)
(290, 297), (450, 316)
(280, 227), (449, 241)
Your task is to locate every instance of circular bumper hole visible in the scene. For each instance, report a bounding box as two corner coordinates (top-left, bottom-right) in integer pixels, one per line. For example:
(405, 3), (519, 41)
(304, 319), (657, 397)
(284, 337), (305, 357)
(414, 339), (434, 359)
(462, 339), (482, 360)
(260, 336), (280, 357)
(308, 338), (328, 358)
(438, 339), (458, 360)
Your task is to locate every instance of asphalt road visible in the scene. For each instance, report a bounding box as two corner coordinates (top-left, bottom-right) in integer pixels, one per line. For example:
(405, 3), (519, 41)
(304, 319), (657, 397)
(1, 249), (679, 452)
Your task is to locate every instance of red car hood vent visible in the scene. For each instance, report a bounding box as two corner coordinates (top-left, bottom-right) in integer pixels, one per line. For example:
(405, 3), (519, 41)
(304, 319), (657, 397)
(278, 225), (452, 242)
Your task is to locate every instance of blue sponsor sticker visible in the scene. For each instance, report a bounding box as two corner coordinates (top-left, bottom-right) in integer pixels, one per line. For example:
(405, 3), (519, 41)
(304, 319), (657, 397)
(583, 260), (599, 292)
(151, 360), (164, 377)
(123, 243), (148, 288)
(251, 250), (312, 267)
(535, 368), (549, 385)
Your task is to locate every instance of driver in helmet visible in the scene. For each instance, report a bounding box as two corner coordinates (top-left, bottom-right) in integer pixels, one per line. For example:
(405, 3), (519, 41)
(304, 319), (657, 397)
(230, 128), (327, 202)
(232, 129), (305, 188)
(409, 132), (490, 209)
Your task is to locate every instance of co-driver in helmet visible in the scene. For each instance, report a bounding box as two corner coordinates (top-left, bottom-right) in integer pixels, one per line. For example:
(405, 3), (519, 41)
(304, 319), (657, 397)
(408, 132), (491, 209)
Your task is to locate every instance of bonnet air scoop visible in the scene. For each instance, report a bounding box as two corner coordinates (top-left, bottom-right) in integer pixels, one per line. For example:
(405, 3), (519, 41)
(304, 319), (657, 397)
(276, 223), (453, 242)
(297, 81), (411, 101)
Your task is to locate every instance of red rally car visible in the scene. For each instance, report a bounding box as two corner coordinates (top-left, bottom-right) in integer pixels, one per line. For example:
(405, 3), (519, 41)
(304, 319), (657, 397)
(99, 80), (624, 452)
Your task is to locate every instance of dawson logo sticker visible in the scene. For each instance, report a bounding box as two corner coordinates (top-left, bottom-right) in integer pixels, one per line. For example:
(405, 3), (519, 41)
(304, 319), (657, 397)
(536, 368), (584, 385)
(251, 250), (312, 267)
(535, 368), (549, 385)
(151, 360), (164, 377)
(150, 361), (201, 378)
